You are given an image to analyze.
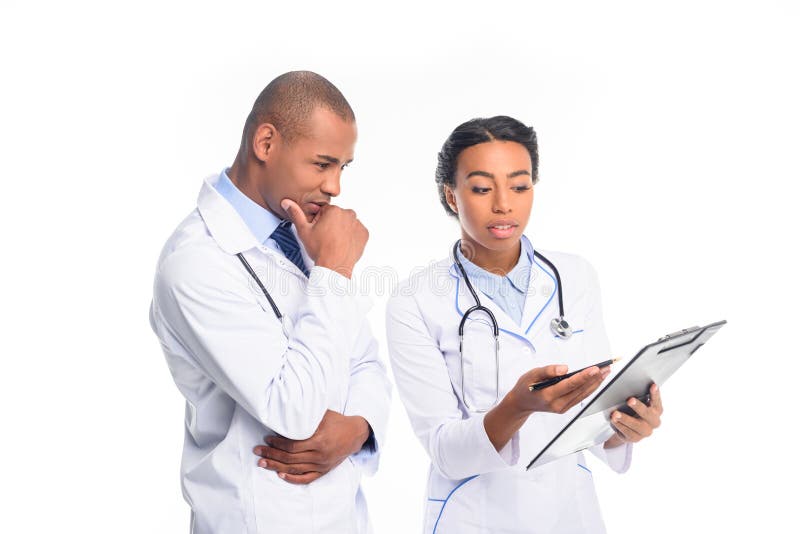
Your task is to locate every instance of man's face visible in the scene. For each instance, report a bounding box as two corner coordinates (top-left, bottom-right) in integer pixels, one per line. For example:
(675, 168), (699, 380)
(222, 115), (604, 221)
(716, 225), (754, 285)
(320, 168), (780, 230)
(258, 107), (357, 222)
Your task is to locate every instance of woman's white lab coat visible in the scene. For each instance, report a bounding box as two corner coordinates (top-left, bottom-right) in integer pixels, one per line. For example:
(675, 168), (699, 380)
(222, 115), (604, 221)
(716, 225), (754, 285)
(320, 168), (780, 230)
(386, 237), (631, 534)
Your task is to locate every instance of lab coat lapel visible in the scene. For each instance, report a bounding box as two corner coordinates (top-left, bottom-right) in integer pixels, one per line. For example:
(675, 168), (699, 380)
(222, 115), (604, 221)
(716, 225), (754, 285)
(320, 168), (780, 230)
(197, 174), (261, 255)
(519, 252), (560, 340)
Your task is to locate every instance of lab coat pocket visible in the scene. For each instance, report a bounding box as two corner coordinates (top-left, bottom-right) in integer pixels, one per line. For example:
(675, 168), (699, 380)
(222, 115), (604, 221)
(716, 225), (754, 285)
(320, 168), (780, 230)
(425, 475), (485, 533)
(424, 499), (443, 534)
(311, 458), (359, 533)
(252, 461), (310, 530)
(460, 315), (499, 411)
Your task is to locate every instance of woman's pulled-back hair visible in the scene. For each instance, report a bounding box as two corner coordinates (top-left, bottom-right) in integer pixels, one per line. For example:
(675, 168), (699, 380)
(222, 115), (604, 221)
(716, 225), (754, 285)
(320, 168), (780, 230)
(435, 116), (539, 217)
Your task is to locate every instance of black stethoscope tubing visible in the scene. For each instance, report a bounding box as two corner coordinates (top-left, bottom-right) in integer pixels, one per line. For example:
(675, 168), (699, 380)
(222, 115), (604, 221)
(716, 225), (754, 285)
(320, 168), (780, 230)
(237, 253), (283, 320)
(237, 241), (569, 413)
(237, 239), (569, 348)
(452, 239), (571, 341)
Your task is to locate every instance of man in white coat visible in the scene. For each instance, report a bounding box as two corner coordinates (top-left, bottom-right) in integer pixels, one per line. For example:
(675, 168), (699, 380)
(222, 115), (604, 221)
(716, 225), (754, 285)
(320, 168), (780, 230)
(150, 71), (391, 533)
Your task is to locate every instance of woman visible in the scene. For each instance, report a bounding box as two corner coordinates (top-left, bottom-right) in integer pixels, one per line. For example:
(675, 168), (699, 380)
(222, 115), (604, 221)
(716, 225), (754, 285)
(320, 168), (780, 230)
(386, 116), (663, 533)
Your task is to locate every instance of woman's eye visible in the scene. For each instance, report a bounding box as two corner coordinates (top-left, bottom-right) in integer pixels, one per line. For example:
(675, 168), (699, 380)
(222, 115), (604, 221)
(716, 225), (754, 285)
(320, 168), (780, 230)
(471, 187), (491, 194)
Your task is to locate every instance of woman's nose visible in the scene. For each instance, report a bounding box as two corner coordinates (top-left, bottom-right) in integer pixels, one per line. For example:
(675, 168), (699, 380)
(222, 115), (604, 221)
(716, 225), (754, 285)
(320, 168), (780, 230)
(492, 188), (510, 213)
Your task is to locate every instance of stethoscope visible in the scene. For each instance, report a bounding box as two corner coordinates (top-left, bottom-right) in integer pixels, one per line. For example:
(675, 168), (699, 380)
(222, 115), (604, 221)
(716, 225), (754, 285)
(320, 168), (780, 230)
(452, 240), (572, 412)
(236, 253), (286, 329)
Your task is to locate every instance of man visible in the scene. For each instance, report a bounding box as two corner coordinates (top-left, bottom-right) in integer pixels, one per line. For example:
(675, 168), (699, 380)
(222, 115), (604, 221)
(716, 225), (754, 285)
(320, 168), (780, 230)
(150, 71), (391, 533)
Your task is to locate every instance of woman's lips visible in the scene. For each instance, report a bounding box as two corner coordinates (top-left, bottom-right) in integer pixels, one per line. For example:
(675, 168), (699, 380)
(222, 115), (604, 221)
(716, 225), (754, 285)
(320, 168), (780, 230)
(487, 221), (518, 239)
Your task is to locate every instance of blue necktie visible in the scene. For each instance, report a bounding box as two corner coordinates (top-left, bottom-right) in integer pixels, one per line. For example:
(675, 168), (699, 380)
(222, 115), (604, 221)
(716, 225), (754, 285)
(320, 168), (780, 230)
(270, 221), (309, 277)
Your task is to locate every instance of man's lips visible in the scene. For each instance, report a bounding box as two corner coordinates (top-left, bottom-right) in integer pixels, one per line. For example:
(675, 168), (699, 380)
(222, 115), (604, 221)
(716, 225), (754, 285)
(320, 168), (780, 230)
(303, 201), (328, 216)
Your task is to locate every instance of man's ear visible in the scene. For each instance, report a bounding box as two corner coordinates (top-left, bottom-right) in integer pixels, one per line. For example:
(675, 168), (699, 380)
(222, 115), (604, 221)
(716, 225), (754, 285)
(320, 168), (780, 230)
(251, 123), (278, 163)
(444, 185), (459, 215)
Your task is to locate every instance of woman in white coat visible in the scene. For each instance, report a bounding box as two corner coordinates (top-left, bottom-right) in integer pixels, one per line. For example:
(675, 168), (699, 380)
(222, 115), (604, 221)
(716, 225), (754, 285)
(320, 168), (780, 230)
(386, 116), (664, 533)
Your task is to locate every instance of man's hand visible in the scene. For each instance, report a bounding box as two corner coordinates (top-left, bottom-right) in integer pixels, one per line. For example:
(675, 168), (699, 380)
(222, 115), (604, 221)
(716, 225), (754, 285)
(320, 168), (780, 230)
(604, 383), (663, 448)
(281, 199), (368, 279)
(253, 410), (371, 484)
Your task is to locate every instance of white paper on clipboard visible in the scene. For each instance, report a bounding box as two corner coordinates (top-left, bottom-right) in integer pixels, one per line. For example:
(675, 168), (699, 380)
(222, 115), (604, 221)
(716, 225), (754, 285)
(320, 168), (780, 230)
(526, 320), (727, 470)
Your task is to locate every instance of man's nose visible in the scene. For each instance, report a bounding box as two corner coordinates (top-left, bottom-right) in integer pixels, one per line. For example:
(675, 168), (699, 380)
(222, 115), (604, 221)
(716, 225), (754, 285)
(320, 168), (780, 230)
(322, 171), (342, 198)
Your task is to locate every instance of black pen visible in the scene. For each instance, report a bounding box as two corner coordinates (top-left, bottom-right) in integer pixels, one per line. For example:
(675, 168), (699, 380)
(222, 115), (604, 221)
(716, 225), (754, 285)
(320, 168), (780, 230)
(528, 358), (620, 391)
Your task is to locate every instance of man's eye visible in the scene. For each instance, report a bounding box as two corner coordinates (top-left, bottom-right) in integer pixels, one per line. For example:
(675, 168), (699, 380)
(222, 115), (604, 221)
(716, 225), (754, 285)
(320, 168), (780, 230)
(513, 185), (532, 192)
(315, 162), (330, 169)
(471, 187), (491, 194)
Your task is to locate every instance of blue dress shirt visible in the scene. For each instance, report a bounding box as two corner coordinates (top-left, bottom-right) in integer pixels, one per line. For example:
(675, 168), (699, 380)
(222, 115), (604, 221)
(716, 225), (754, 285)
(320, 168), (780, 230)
(213, 168), (284, 251)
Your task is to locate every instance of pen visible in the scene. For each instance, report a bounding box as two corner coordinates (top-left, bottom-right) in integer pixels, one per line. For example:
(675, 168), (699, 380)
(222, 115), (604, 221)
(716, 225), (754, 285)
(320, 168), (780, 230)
(528, 358), (620, 391)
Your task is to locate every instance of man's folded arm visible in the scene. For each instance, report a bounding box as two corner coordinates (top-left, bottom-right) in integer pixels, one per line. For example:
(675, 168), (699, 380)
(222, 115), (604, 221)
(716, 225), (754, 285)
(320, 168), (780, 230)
(153, 249), (366, 440)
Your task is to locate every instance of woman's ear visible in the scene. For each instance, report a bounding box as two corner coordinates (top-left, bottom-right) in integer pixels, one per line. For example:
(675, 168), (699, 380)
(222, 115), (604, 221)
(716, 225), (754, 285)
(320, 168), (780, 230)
(444, 185), (459, 215)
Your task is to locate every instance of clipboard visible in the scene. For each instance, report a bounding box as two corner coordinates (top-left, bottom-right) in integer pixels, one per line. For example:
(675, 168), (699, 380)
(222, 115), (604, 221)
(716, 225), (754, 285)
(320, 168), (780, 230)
(526, 319), (727, 470)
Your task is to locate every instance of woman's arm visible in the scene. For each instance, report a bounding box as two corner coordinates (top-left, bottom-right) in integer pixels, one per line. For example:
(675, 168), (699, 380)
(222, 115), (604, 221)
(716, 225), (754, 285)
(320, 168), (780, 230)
(387, 293), (516, 479)
(484, 364), (610, 451)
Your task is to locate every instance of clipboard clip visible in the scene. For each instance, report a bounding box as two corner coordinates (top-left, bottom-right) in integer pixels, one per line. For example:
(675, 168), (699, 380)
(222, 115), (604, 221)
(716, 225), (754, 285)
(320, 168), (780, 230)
(658, 326), (700, 342)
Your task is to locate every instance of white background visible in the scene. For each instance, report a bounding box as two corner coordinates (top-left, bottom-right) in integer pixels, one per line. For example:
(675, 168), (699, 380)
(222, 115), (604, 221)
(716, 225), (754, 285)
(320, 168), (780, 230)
(2, 1), (798, 532)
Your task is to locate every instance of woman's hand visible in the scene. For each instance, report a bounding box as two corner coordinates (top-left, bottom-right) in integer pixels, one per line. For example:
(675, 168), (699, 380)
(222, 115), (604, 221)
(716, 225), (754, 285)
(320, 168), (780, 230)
(604, 383), (663, 449)
(510, 364), (611, 415)
(484, 364), (610, 451)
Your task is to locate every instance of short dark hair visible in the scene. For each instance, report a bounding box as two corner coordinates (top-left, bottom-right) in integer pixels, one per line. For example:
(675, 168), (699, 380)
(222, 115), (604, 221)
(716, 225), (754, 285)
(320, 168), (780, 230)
(435, 116), (539, 217)
(241, 71), (355, 149)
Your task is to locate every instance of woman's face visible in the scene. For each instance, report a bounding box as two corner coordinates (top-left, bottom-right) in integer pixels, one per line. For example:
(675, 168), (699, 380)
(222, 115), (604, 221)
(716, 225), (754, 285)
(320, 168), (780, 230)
(445, 140), (534, 260)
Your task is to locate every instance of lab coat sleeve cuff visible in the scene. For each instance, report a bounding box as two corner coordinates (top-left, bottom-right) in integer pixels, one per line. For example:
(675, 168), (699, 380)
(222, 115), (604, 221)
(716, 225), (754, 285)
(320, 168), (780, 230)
(341, 333), (390, 476)
(344, 404), (387, 476)
(497, 430), (520, 466)
(474, 413), (517, 470)
(439, 414), (517, 478)
(590, 441), (633, 473)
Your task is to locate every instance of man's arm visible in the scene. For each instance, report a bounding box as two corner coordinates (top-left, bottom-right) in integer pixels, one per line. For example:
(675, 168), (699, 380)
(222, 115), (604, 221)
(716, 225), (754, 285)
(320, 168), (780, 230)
(253, 317), (392, 483)
(154, 200), (371, 440)
(153, 248), (364, 440)
(340, 323), (391, 473)
(252, 410), (370, 484)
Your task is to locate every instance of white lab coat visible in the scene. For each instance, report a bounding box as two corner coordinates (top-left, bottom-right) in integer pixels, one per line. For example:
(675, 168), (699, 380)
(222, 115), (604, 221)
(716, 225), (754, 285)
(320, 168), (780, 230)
(386, 237), (631, 534)
(150, 174), (391, 534)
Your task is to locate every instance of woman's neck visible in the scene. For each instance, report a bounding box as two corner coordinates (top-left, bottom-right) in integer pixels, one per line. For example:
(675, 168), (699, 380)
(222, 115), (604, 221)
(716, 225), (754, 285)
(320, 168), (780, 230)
(459, 236), (521, 276)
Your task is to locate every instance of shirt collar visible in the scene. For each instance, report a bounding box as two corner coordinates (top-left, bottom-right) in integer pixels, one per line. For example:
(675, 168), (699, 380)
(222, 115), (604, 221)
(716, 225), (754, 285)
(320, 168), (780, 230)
(212, 168), (283, 244)
(454, 237), (533, 294)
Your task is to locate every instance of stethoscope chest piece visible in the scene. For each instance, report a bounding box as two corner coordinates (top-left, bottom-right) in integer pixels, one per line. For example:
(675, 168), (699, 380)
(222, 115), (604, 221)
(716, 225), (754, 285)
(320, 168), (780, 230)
(550, 316), (572, 340)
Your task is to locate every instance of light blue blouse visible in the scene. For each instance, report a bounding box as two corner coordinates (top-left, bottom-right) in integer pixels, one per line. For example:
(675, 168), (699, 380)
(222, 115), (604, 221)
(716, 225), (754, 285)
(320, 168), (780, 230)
(455, 244), (532, 325)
